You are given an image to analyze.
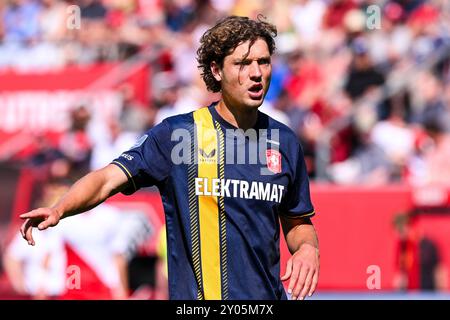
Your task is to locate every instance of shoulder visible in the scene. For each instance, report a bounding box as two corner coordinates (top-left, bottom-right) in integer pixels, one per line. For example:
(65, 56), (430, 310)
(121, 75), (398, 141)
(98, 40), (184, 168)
(259, 110), (299, 143)
(158, 111), (195, 130)
(141, 111), (195, 140)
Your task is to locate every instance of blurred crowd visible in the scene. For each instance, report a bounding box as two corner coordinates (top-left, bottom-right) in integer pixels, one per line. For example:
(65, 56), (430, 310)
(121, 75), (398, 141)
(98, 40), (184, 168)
(0, 0), (449, 186)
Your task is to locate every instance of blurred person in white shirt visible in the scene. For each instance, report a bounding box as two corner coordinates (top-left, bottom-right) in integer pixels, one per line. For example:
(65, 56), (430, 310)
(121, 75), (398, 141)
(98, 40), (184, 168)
(3, 228), (65, 299)
(56, 202), (152, 299)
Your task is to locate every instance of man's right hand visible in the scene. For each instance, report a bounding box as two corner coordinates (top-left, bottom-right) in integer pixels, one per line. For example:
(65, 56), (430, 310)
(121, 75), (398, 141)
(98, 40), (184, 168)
(19, 208), (62, 246)
(18, 164), (130, 246)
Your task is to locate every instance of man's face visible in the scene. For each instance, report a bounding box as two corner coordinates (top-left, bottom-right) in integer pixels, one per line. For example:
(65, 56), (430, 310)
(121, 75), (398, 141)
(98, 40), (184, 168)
(213, 38), (272, 111)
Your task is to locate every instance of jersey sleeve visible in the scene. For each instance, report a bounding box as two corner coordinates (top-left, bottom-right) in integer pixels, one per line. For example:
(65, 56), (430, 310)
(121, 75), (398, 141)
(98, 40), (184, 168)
(279, 143), (315, 219)
(111, 120), (173, 194)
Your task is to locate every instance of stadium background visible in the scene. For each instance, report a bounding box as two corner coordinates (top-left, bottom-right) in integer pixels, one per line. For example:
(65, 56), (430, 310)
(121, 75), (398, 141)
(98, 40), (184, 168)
(0, 0), (449, 299)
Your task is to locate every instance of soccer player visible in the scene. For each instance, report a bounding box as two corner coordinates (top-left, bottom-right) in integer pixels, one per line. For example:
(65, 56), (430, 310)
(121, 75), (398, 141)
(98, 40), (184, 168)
(20, 16), (319, 300)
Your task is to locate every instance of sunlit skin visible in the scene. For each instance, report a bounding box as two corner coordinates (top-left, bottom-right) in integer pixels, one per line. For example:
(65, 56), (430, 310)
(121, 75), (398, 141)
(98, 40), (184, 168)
(211, 38), (272, 130)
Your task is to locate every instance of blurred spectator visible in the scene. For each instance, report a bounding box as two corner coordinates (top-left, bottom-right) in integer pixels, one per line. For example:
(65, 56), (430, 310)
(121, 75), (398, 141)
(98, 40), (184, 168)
(79, 0), (107, 20)
(27, 134), (63, 168)
(412, 72), (450, 132)
(39, 0), (67, 42)
(393, 0), (426, 16)
(323, 0), (357, 30)
(283, 49), (324, 105)
(3, 229), (65, 299)
(58, 105), (93, 179)
(3, 0), (41, 45)
(290, 0), (326, 45)
(366, 2), (413, 67)
(90, 118), (137, 170)
(393, 213), (448, 291)
(2, 179), (67, 299)
(344, 37), (385, 100)
(272, 88), (306, 132)
(57, 202), (152, 299)
(263, 55), (290, 103)
(370, 91), (415, 181)
(152, 71), (183, 125)
(164, 0), (196, 32)
(118, 84), (152, 133)
(328, 131), (394, 185)
(409, 119), (450, 186)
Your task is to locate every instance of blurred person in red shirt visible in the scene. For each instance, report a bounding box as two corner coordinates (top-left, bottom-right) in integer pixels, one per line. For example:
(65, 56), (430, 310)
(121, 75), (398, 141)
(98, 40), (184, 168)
(322, 0), (357, 30)
(58, 105), (93, 180)
(393, 213), (448, 291)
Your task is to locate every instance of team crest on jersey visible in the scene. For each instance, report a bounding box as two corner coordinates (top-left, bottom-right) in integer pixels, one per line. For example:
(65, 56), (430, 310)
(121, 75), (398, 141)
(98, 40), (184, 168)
(266, 149), (281, 174)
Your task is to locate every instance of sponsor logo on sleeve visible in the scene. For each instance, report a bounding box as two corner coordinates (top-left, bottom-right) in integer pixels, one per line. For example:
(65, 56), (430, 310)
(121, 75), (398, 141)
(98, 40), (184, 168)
(120, 153), (134, 161)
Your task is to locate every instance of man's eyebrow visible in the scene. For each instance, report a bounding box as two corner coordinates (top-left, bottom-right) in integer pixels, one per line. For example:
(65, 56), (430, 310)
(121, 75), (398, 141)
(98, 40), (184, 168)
(234, 56), (271, 62)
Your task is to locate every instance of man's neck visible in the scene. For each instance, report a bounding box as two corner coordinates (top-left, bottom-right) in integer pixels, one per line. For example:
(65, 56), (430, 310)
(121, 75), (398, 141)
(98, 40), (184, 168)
(215, 100), (259, 130)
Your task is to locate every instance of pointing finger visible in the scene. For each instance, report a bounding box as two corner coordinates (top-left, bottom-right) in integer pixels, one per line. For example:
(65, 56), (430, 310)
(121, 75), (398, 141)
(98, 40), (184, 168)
(20, 209), (47, 220)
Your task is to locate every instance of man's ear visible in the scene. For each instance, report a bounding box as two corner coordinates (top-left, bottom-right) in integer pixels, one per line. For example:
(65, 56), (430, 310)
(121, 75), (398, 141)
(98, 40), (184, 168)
(211, 61), (222, 82)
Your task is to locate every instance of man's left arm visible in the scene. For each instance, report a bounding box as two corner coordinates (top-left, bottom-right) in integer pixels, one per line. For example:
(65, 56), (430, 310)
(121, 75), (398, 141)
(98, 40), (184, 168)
(280, 216), (319, 300)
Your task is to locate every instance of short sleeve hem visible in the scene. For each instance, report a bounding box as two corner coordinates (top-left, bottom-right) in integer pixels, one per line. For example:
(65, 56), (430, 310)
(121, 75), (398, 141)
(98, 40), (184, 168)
(279, 210), (315, 219)
(111, 160), (137, 193)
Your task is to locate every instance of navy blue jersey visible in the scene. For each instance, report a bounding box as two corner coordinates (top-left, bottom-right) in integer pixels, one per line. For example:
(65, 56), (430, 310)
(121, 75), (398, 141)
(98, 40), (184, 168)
(112, 103), (314, 300)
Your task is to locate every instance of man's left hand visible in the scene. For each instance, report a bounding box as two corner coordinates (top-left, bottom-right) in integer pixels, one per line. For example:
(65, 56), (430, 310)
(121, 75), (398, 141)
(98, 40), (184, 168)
(281, 243), (320, 300)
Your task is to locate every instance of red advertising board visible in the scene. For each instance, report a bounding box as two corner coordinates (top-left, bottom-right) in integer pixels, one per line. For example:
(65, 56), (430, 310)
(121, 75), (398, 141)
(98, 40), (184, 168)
(0, 63), (150, 159)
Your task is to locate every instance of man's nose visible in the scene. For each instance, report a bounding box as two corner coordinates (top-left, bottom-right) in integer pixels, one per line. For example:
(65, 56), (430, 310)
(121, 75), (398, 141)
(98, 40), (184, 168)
(249, 61), (262, 80)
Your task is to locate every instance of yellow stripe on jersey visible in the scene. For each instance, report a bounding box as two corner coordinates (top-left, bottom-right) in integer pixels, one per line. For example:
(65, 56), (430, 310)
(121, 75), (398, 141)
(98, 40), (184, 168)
(193, 107), (221, 300)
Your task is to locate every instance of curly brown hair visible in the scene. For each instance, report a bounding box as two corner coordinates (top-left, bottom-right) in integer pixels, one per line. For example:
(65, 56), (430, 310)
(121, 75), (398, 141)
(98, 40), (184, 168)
(197, 15), (277, 93)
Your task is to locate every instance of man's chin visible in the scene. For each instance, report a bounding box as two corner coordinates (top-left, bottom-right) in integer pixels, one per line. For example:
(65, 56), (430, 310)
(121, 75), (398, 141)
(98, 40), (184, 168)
(245, 97), (264, 109)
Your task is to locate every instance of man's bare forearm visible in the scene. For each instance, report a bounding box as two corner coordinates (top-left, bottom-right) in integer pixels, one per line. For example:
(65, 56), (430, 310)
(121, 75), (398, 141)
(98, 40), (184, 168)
(53, 165), (127, 219)
(280, 216), (320, 299)
(284, 220), (319, 254)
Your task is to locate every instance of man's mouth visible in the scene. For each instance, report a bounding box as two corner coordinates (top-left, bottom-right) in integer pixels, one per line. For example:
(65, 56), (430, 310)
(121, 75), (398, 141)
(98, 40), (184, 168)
(248, 84), (264, 98)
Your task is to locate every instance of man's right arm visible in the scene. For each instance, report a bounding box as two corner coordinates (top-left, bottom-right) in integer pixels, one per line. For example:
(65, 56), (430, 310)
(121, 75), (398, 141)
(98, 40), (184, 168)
(20, 164), (129, 245)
